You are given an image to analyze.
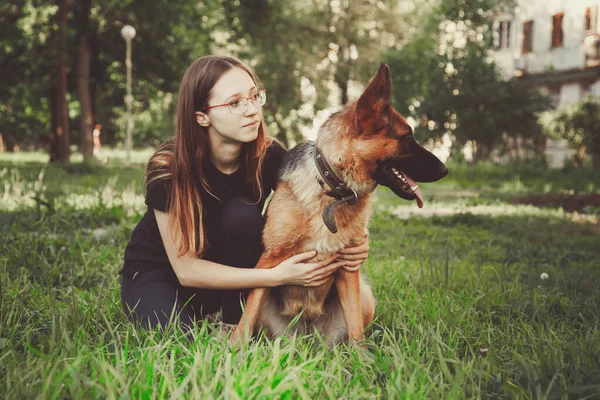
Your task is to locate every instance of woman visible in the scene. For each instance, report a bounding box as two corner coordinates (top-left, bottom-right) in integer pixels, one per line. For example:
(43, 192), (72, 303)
(119, 55), (369, 332)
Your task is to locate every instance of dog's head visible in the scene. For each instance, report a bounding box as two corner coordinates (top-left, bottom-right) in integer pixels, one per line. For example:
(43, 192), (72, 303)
(348, 63), (448, 208)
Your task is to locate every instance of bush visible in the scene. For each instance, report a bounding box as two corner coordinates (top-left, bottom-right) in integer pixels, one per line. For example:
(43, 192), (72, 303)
(548, 95), (600, 169)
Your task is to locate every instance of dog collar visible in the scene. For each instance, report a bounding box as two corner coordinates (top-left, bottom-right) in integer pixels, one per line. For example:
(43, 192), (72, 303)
(314, 145), (358, 234)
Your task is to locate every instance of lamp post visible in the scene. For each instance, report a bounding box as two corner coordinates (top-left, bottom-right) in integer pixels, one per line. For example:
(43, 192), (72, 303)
(121, 24), (136, 166)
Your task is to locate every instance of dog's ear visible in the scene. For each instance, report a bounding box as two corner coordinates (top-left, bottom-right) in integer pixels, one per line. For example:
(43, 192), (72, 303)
(355, 63), (392, 133)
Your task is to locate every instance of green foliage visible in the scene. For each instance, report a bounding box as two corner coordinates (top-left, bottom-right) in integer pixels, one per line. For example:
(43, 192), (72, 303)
(221, 0), (329, 144)
(0, 2), (56, 149)
(383, 0), (549, 161)
(221, 0), (410, 146)
(0, 0), (215, 150)
(549, 95), (600, 168)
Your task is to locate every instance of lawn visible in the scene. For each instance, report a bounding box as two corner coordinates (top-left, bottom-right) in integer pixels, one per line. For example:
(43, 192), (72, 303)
(1, 150), (599, 399)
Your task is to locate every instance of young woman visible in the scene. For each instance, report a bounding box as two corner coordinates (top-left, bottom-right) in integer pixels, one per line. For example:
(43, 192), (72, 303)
(119, 55), (370, 332)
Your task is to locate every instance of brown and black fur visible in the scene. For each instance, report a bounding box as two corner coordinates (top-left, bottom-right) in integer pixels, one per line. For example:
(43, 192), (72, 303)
(231, 63), (448, 346)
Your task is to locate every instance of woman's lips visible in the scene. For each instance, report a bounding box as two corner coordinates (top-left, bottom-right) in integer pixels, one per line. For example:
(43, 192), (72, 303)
(243, 120), (258, 127)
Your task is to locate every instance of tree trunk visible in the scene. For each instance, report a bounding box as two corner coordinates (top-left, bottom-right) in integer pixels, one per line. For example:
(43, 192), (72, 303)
(77, 0), (93, 160)
(49, 85), (59, 162)
(51, 0), (70, 164)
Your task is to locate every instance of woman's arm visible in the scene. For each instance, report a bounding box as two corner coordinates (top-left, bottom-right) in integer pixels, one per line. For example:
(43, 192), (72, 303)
(155, 209), (344, 290)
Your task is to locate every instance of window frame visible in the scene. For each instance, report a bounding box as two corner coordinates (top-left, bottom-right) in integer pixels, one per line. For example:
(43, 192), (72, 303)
(499, 20), (512, 50)
(522, 20), (534, 54)
(551, 12), (565, 49)
(585, 6), (599, 34)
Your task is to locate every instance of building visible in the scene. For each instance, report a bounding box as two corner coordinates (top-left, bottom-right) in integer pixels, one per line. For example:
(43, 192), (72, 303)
(492, 0), (600, 166)
(494, 0), (600, 106)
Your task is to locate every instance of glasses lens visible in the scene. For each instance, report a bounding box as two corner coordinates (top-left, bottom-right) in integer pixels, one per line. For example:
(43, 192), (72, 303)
(228, 98), (248, 115)
(253, 91), (266, 107)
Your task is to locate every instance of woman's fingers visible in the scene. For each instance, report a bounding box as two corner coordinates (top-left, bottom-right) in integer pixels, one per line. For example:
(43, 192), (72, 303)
(341, 241), (369, 255)
(306, 265), (344, 286)
(307, 254), (339, 271)
(305, 278), (331, 287)
(342, 259), (363, 267)
(308, 264), (340, 281)
(291, 250), (318, 263)
(342, 262), (362, 272)
(338, 252), (367, 261)
(307, 260), (346, 282)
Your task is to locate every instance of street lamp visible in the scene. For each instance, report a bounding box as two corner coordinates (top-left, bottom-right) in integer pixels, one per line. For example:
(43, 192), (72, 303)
(121, 24), (136, 166)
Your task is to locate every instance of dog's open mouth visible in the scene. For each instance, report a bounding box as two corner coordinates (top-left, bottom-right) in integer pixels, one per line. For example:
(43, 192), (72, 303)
(376, 164), (424, 208)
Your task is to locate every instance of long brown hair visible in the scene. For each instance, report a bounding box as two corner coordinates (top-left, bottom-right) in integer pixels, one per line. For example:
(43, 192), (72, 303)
(146, 56), (271, 258)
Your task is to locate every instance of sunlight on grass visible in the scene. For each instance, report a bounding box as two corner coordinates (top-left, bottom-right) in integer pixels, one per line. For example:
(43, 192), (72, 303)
(1, 153), (599, 398)
(386, 202), (598, 224)
(0, 146), (156, 165)
(1, 166), (145, 215)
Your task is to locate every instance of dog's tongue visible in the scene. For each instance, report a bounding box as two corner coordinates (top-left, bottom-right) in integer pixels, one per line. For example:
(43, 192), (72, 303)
(404, 174), (424, 208)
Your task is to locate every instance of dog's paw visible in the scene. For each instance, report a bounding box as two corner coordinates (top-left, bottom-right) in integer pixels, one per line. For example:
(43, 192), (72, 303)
(229, 327), (246, 346)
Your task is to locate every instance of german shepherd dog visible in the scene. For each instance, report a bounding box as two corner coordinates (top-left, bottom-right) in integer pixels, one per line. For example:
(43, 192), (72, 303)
(231, 63), (448, 346)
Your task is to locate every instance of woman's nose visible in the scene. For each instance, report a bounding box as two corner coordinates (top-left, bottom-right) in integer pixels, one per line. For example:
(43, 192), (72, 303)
(245, 100), (260, 116)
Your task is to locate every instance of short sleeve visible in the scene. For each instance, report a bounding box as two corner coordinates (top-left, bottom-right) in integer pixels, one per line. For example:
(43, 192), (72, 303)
(145, 170), (172, 212)
(263, 139), (288, 192)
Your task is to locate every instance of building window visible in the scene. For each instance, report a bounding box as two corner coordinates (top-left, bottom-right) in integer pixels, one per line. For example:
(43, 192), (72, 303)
(522, 20), (533, 54)
(495, 21), (511, 50)
(551, 13), (564, 48)
(586, 6), (599, 33)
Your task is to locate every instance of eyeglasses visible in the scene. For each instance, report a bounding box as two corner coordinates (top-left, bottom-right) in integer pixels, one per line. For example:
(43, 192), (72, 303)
(203, 90), (267, 115)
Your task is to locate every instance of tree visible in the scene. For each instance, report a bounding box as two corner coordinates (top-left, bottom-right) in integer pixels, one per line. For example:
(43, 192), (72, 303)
(550, 96), (600, 169)
(75, 0), (94, 160)
(321, 0), (409, 106)
(0, 1), (55, 152)
(221, 0), (329, 147)
(0, 0), (216, 159)
(50, 0), (70, 164)
(73, 0), (216, 148)
(383, 0), (550, 161)
(221, 0), (411, 147)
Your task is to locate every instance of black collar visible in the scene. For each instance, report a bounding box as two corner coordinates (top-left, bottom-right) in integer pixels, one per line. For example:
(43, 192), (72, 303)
(314, 145), (358, 233)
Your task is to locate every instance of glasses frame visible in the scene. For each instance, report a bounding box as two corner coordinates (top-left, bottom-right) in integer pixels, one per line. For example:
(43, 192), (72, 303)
(202, 90), (267, 115)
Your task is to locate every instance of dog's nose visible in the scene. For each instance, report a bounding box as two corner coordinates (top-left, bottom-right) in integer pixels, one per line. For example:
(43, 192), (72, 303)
(439, 164), (449, 178)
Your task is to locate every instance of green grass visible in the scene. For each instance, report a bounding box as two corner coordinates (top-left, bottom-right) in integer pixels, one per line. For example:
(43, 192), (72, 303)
(1, 152), (599, 399)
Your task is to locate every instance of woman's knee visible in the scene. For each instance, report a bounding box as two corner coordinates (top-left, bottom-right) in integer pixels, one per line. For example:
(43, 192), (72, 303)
(120, 271), (197, 331)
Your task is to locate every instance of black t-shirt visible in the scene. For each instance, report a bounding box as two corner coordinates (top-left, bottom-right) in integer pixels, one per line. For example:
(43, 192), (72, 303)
(120, 140), (287, 276)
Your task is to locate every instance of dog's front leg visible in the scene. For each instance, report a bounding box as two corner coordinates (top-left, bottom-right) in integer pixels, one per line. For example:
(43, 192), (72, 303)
(230, 254), (282, 345)
(230, 287), (270, 345)
(335, 269), (364, 342)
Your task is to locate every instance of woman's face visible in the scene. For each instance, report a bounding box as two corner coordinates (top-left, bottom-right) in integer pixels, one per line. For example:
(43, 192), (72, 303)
(200, 67), (262, 145)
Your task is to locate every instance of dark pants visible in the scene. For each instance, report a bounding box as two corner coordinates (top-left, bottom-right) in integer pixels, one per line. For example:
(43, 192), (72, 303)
(120, 197), (264, 331)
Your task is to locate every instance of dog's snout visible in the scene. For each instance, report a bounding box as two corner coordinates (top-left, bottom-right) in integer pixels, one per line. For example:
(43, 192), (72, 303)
(439, 164), (449, 178)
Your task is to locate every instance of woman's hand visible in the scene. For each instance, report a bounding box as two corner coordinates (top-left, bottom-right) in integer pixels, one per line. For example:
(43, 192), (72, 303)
(338, 229), (370, 272)
(271, 250), (346, 287)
